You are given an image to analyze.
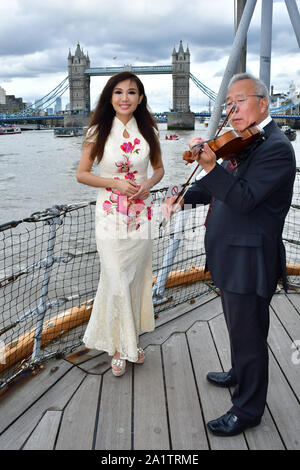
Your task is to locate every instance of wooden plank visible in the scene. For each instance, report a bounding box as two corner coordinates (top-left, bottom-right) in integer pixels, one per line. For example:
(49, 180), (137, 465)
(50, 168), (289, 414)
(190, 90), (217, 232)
(155, 292), (217, 327)
(0, 357), (73, 435)
(95, 363), (133, 450)
(271, 294), (300, 339)
(56, 375), (102, 450)
(76, 352), (111, 375)
(64, 346), (104, 366)
(162, 333), (208, 450)
(209, 315), (285, 450)
(267, 351), (300, 449)
(0, 366), (86, 450)
(288, 293), (300, 312)
(187, 321), (247, 450)
(133, 345), (169, 450)
(62, 293), (218, 366)
(268, 309), (300, 397)
(23, 411), (62, 450)
(60, 294), (218, 369)
(140, 296), (223, 350)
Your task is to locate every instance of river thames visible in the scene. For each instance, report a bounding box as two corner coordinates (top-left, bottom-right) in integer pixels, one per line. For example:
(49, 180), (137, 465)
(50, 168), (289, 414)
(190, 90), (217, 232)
(0, 121), (300, 224)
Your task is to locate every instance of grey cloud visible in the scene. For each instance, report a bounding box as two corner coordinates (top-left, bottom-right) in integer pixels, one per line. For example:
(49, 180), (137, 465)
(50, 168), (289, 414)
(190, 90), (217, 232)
(0, 0), (299, 95)
(0, 1), (233, 63)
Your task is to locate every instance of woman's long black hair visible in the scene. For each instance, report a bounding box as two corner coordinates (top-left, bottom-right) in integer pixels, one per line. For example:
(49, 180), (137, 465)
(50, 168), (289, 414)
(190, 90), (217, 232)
(87, 72), (161, 165)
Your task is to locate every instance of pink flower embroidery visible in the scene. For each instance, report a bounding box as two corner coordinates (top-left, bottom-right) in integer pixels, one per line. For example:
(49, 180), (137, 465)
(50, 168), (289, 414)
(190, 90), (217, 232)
(110, 193), (118, 203)
(125, 216), (134, 225)
(116, 196), (130, 215)
(115, 156), (133, 173)
(125, 171), (137, 180)
(103, 137), (149, 231)
(128, 200), (145, 217)
(120, 140), (140, 156)
(103, 200), (112, 214)
(147, 206), (153, 220)
(120, 142), (134, 153)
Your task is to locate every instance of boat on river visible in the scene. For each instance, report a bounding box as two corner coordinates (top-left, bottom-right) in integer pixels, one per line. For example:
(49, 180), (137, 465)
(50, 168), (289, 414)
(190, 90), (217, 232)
(165, 133), (179, 140)
(54, 127), (84, 137)
(0, 125), (21, 135)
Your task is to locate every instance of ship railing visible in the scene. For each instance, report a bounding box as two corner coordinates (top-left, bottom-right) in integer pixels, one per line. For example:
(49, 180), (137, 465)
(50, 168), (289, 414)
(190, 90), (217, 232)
(0, 172), (300, 390)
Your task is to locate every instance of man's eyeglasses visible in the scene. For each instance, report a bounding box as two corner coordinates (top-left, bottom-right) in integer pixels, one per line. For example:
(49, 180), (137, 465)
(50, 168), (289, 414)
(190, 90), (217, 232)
(224, 95), (264, 110)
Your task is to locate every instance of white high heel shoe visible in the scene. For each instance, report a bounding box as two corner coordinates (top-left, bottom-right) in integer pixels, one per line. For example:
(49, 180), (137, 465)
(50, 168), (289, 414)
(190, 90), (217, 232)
(111, 357), (126, 376)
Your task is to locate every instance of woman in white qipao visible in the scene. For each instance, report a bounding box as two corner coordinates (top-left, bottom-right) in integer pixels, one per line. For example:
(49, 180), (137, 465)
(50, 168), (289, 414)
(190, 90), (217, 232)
(77, 72), (164, 376)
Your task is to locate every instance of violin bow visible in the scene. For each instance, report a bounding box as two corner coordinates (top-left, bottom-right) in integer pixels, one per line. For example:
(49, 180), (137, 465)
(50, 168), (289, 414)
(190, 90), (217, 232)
(190, 104), (237, 152)
(215, 104), (236, 137)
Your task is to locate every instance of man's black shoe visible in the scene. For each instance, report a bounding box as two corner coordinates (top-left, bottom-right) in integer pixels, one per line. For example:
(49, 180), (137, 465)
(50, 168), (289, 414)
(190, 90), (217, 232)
(207, 412), (261, 437)
(206, 371), (237, 388)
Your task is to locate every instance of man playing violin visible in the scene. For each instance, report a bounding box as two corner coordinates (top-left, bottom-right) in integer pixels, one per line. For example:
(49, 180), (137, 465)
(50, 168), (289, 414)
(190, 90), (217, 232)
(162, 73), (296, 437)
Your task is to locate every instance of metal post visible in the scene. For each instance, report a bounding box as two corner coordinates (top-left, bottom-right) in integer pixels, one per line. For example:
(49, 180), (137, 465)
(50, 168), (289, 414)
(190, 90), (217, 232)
(207, 0), (257, 139)
(285, 0), (300, 47)
(259, 0), (273, 91)
(153, 209), (190, 305)
(31, 213), (63, 362)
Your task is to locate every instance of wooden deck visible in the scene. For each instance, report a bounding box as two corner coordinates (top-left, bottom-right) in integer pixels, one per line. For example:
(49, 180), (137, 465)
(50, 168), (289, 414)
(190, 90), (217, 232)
(0, 292), (299, 451)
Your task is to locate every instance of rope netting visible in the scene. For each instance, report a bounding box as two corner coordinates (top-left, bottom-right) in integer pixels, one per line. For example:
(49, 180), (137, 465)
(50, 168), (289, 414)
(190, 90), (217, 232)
(1, 171), (300, 389)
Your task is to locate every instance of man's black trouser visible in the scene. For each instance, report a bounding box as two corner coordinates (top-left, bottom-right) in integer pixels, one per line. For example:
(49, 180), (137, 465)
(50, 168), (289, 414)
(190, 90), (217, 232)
(220, 290), (272, 422)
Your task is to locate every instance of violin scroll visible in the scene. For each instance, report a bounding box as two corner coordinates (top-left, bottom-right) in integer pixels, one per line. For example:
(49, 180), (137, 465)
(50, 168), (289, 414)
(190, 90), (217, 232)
(183, 149), (198, 165)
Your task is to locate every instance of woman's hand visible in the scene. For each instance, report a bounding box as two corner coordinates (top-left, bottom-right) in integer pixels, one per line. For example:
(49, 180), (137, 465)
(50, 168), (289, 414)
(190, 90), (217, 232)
(114, 179), (139, 197)
(129, 181), (151, 200)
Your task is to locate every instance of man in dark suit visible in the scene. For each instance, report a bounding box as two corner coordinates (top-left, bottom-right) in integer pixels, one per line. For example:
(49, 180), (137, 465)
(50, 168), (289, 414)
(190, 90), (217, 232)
(163, 73), (296, 436)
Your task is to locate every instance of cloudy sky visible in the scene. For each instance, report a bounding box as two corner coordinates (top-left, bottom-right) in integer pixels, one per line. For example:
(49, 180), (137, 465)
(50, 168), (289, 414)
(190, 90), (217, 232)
(0, 0), (299, 112)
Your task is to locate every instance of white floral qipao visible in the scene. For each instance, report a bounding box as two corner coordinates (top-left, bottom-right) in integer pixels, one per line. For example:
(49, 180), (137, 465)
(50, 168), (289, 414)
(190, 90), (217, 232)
(83, 116), (155, 362)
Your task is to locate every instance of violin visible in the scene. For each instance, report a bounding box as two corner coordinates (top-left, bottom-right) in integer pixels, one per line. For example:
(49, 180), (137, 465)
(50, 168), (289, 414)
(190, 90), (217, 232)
(182, 124), (262, 164)
(159, 122), (263, 230)
(159, 108), (263, 230)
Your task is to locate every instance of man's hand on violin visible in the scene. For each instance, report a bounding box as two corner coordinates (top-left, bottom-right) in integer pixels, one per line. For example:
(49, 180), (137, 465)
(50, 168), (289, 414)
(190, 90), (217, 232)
(189, 136), (204, 150)
(188, 137), (217, 173)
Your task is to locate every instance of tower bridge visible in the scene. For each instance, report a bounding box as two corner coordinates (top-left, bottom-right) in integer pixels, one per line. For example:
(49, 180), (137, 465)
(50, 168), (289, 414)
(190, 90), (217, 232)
(1, 40), (299, 128)
(67, 41), (195, 129)
(85, 65), (173, 76)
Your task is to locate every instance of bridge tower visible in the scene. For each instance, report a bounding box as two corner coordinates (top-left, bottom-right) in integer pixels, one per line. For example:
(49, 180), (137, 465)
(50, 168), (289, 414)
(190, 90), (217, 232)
(68, 42), (90, 113)
(168, 41), (195, 130)
(172, 40), (190, 112)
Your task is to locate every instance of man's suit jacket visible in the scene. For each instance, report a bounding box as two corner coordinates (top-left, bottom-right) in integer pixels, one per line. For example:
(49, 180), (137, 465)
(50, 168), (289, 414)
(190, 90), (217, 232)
(184, 120), (296, 298)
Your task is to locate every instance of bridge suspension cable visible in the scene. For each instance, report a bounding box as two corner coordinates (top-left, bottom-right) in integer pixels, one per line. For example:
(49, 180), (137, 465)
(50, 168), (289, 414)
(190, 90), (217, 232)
(11, 77), (69, 117)
(270, 98), (300, 113)
(189, 73), (217, 102)
(2, 71), (299, 119)
(189, 72), (299, 115)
